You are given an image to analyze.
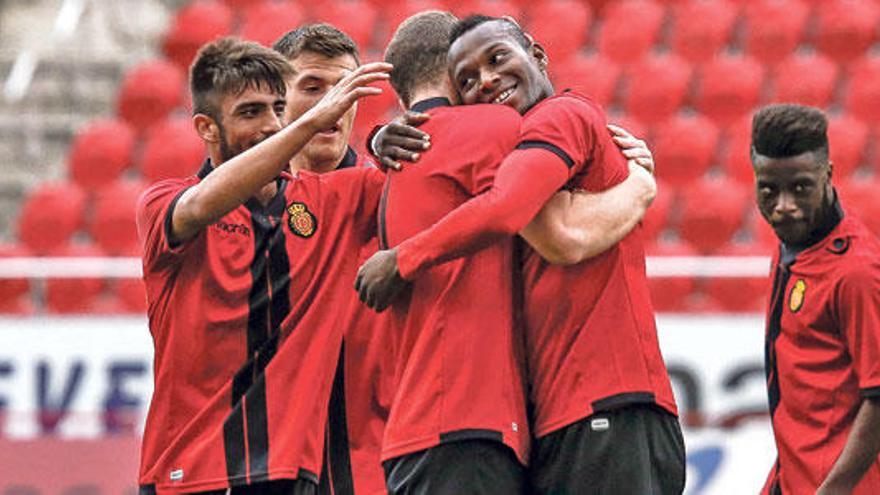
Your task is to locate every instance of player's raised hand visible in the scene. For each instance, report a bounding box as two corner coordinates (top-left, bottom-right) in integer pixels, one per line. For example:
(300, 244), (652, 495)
(373, 111), (432, 170)
(608, 124), (655, 175)
(355, 248), (409, 312)
(302, 62), (392, 133)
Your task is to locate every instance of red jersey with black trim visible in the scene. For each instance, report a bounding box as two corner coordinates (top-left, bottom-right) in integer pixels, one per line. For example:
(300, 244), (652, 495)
(515, 91), (677, 436)
(761, 205), (880, 495)
(325, 148), (395, 495)
(379, 98), (530, 464)
(136, 160), (383, 494)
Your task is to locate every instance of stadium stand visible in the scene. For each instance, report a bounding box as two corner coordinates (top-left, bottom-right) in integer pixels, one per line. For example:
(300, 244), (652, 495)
(3, 0), (880, 317)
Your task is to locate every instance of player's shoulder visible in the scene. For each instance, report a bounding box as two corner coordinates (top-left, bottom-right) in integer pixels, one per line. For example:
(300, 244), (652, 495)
(444, 103), (522, 129)
(825, 215), (880, 282)
(138, 176), (198, 210)
(536, 90), (605, 116)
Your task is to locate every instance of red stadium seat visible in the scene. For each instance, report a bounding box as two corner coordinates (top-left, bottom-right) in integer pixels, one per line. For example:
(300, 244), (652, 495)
(838, 177), (880, 237)
(816, 0), (880, 64)
(718, 115), (754, 186)
(607, 114), (648, 143)
(670, 0), (737, 65)
(524, 0), (592, 61)
(0, 243), (34, 314)
(751, 204), (779, 248)
(641, 178), (674, 244)
(89, 181), (148, 256)
(162, 0), (235, 70)
(677, 177), (749, 254)
(238, 1), (306, 47)
(116, 59), (185, 131)
(550, 54), (620, 107)
(139, 116), (206, 182)
(44, 243), (106, 314)
(645, 238), (699, 313)
(622, 53), (693, 125)
(827, 114), (869, 180)
(695, 54), (765, 127)
(17, 181), (87, 255)
(113, 278), (149, 313)
(456, 0), (522, 18)
(844, 55), (880, 126)
(597, 0), (665, 66)
(67, 119), (136, 189)
(704, 240), (772, 313)
(771, 53), (838, 109)
(652, 114), (720, 188)
(312, 0), (378, 50)
(742, 0), (810, 65)
(221, 0), (263, 9)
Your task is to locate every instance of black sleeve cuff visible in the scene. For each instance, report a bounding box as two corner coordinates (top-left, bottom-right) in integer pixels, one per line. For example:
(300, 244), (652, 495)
(164, 187), (191, 251)
(516, 140), (576, 169)
(860, 385), (880, 399)
(365, 124), (384, 160)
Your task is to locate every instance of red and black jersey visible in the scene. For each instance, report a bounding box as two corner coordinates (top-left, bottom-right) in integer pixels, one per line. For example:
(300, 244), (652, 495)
(393, 91), (677, 440)
(761, 201), (880, 495)
(136, 160), (383, 494)
(515, 91), (678, 436)
(380, 98), (531, 464)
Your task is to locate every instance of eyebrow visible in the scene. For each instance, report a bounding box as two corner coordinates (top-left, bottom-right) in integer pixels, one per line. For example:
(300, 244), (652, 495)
(233, 101), (269, 113)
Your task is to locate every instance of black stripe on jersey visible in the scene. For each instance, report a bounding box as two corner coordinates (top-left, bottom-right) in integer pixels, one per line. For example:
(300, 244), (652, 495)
(592, 391), (656, 412)
(378, 179), (391, 250)
(439, 428), (504, 444)
(138, 484), (157, 495)
(516, 140), (575, 169)
(225, 179), (293, 481)
(765, 264), (791, 418)
(326, 344), (354, 494)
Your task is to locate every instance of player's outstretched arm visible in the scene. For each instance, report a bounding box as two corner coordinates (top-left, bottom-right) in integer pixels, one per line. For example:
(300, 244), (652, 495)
(171, 62), (392, 243)
(521, 125), (656, 265)
(355, 146), (570, 311)
(817, 397), (880, 494)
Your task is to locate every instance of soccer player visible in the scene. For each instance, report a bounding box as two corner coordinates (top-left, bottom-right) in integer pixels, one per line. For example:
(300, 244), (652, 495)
(135, 37), (391, 494)
(752, 104), (880, 495)
(362, 11), (664, 495)
(357, 15), (684, 494)
(272, 24), (391, 495)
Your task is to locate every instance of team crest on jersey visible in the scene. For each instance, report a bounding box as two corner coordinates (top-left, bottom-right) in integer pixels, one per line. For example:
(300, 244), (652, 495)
(789, 279), (806, 313)
(287, 201), (317, 238)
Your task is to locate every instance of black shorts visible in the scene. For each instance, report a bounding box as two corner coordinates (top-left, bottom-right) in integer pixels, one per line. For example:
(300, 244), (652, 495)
(529, 404), (686, 495)
(383, 439), (527, 495)
(189, 478), (317, 495)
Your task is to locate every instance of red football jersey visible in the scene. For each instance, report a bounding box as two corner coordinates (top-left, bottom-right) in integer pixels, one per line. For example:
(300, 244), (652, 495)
(379, 98), (531, 464)
(762, 207), (880, 495)
(136, 161), (383, 493)
(515, 91), (678, 436)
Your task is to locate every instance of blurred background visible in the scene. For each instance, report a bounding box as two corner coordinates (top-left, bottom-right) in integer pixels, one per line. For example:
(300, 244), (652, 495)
(0, 0), (879, 493)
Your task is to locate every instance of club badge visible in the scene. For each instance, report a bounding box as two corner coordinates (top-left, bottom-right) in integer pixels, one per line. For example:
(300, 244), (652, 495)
(287, 201), (317, 238)
(789, 279), (806, 313)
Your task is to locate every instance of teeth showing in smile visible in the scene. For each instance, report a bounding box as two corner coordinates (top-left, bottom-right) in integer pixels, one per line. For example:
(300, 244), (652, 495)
(494, 87), (514, 104)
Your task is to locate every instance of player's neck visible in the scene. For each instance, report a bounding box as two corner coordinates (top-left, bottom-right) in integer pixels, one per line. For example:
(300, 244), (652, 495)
(408, 82), (454, 109)
(289, 154), (341, 175)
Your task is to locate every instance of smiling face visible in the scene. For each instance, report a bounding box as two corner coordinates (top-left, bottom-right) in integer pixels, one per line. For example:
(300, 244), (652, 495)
(215, 84), (287, 162)
(284, 51), (359, 172)
(447, 20), (553, 114)
(752, 150), (834, 246)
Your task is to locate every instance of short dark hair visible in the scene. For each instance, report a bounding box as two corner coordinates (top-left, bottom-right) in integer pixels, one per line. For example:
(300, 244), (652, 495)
(384, 11), (458, 107)
(272, 23), (360, 65)
(190, 37), (292, 121)
(449, 14), (530, 51)
(751, 104), (829, 163)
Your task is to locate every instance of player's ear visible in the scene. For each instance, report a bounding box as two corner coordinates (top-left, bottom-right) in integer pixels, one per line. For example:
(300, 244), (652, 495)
(528, 36), (549, 74)
(193, 114), (220, 144)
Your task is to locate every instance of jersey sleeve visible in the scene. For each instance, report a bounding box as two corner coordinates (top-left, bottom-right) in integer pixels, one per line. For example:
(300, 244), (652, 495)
(835, 262), (880, 397)
(466, 106), (522, 194)
(327, 167), (385, 243)
(517, 96), (603, 179)
(136, 179), (198, 272)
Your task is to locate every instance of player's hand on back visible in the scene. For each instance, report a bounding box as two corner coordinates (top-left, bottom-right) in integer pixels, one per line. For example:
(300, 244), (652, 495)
(302, 62), (392, 134)
(355, 248), (409, 312)
(608, 124), (655, 175)
(373, 111), (432, 170)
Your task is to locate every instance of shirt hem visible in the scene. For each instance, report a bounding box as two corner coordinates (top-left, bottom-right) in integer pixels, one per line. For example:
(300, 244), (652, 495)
(533, 394), (678, 438)
(381, 431), (528, 466)
(145, 467), (315, 493)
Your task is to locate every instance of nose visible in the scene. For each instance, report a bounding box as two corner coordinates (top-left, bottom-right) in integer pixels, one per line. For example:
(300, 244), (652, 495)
(264, 111), (284, 135)
(774, 192), (798, 216)
(478, 68), (500, 95)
